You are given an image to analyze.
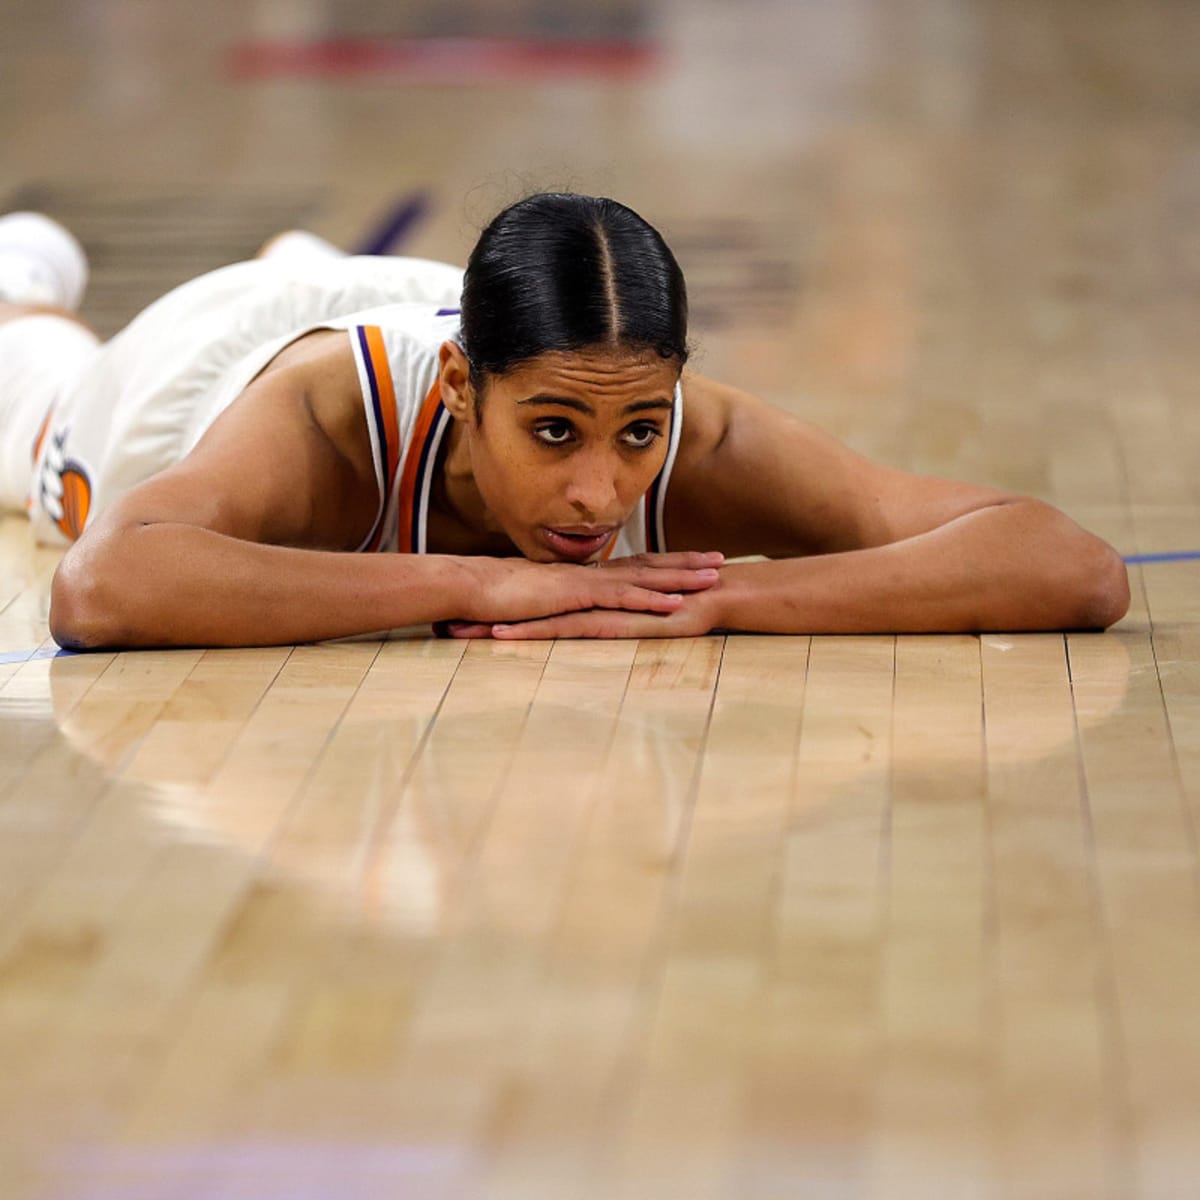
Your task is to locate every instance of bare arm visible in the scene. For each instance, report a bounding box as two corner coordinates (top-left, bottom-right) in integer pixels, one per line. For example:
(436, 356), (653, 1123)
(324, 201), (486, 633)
(50, 334), (718, 649)
(471, 373), (1129, 639)
(709, 501), (1129, 634)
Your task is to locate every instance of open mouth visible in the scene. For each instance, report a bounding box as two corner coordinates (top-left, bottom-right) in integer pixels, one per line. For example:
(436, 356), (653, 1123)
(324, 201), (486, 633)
(540, 526), (615, 562)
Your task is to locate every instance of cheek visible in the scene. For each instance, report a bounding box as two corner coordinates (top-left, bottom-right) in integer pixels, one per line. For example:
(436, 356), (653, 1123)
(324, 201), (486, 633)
(616, 445), (668, 503)
(636, 449), (667, 491)
(473, 431), (549, 510)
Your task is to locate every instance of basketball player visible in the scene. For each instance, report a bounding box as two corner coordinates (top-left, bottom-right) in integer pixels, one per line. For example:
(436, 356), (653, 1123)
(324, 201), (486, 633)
(0, 195), (1129, 650)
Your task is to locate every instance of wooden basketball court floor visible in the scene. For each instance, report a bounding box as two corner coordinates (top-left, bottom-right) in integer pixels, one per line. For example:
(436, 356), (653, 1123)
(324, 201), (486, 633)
(2, 1), (1199, 1196)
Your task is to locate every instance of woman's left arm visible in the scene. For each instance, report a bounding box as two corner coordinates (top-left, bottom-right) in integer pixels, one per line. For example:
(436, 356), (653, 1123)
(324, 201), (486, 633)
(467, 373), (1130, 639)
(707, 498), (1129, 634)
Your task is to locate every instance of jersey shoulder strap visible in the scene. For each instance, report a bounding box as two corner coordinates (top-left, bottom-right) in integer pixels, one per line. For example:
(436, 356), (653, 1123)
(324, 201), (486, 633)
(345, 308), (457, 553)
(607, 379), (685, 559)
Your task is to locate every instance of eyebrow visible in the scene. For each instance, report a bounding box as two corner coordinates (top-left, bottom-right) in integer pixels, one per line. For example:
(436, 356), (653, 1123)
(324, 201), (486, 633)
(517, 394), (674, 416)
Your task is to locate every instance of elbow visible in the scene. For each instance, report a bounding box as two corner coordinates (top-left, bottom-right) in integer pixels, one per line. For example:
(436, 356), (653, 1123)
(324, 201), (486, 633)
(49, 542), (131, 651)
(1065, 537), (1130, 630)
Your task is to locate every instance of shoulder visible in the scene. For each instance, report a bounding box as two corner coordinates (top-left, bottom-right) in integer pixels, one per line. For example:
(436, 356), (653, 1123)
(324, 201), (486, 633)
(336, 307), (461, 422)
(667, 371), (846, 555)
(335, 304), (463, 358)
(669, 371), (914, 556)
(676, 370), (737, 459)
(91, 328), (379, 552)
(671, 371), (1032, 558)
(676, 370), (814, 469)
(256, 329), (366, 452)
(219, 330), (380, 545)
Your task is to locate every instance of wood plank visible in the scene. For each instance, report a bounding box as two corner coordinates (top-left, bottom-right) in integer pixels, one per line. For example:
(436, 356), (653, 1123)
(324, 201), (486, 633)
(0, 643), (377, 1179)
(2, 0), (1200, 1194)
(737, 635), (892, 1199)
(0, 650), (118, 914)
(867, 636), (990, 1199)
(373, 637), (644, 1198)
(107, 640), (533, 1173)
(983, 633), (1129, 1200)
(583, 636), (801, 1200)
(0, 650), (202, 927)
(1069, 631), (1200, 1199)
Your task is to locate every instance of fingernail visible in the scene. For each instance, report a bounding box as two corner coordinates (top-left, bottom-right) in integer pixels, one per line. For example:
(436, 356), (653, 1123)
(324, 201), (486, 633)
(492, 624), (511, 632)
(696, 568), (719, 580)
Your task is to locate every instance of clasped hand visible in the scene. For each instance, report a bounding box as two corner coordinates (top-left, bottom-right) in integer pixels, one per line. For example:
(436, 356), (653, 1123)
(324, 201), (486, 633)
(442, 551), (727, 640)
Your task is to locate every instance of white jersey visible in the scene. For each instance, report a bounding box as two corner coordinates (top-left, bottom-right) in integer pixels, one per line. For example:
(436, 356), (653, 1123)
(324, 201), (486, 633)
(19, 256), (683, 558)
(343, 306), (684, 557)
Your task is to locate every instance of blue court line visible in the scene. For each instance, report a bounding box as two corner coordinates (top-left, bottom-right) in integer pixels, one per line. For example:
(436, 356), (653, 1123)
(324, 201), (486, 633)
(353, 190), (433, 256)
(0, 646), (75, 665)
(1124, 550), (1200, 565)
(0, 548), (1190, 667)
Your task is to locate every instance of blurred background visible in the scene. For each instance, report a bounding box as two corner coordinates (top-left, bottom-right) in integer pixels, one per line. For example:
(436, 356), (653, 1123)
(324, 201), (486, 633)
(5, 0), (1198, 529)
(4, 6), (1200, 1198)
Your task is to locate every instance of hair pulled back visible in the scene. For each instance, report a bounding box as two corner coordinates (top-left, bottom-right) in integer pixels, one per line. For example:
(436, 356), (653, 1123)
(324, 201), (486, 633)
(459, 193), (688, 391)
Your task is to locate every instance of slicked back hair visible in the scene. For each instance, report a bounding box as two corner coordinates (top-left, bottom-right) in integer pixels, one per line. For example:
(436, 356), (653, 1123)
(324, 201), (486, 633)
(459, 193), (689, 399)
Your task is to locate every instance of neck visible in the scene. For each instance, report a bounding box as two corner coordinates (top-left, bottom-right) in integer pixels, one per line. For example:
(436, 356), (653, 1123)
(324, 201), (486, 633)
(432, 418), (509, 551)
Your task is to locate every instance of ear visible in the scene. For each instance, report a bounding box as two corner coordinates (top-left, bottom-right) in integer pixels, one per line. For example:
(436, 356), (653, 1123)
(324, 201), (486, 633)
(438, 341), (476, 422)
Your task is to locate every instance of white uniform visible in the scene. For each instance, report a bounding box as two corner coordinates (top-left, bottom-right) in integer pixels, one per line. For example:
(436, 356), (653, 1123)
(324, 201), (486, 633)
(0, 256), (683, 557)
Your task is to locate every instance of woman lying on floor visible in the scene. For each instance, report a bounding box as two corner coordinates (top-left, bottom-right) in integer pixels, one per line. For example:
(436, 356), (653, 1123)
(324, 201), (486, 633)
(0, 194), (1128, 649)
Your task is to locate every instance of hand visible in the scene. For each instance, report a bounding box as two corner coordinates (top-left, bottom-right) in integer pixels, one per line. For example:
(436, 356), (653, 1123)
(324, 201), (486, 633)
(445, 578), (724, 640)
(445, 551), (725, 633)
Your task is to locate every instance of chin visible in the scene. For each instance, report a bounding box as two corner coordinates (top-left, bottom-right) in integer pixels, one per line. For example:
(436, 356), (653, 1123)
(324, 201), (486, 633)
(502, 530), (552, 562)
(510, 538), (590, 566)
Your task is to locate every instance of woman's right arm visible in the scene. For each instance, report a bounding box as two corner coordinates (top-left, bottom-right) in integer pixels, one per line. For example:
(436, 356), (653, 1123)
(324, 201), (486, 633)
(49, 334), (716, 650)
(51, 524), (715, 649)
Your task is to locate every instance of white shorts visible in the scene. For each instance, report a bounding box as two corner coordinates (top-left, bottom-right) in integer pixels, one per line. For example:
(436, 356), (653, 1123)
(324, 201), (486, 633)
(13, 255), (463, 545)
(0, 315), (100, 514)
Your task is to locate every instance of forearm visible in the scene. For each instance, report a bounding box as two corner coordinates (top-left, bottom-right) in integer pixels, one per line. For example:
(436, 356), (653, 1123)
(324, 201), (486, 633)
(50, 522), (722, 650)
(714, 500), (1130, 634)
(50, 522), (478, 649)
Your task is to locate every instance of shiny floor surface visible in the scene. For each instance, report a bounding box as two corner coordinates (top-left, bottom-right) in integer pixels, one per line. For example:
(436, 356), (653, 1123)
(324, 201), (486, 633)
(2, 1), (1200, 1197)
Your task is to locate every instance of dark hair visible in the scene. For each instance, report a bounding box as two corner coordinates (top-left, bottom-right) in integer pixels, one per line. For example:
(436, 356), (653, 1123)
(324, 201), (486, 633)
(459, 193), (689, 394)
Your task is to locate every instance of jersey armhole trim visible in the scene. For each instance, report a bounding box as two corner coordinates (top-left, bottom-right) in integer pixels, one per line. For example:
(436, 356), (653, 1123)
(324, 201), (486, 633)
(643, 380), (685, 554)
(397, 383), (449, 554)
(350, 325), (402, 552)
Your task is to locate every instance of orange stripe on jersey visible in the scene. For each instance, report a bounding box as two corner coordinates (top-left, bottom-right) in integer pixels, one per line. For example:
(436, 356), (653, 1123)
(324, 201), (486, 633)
(361, 326), (402, 551)
(395, 381), (445, 554)
(363, 326), (401, 482)
(57, 466), (92, 542)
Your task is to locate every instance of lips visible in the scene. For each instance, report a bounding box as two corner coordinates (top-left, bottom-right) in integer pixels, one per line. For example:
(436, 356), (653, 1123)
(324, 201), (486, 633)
(540, 526), (616, 562)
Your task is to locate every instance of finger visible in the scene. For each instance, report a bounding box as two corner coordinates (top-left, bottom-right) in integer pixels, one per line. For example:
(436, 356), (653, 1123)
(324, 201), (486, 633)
(492, 610), (664, 640)
(637, 566), (721, 592)
(592, 584), (687, 614)
(445, 621), (495, 639)
(606, 550), (725, 570)
(597, 566), (720, 594)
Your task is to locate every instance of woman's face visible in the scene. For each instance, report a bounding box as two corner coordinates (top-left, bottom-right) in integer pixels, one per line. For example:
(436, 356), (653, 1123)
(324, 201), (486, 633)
(440, 344), (680, 563)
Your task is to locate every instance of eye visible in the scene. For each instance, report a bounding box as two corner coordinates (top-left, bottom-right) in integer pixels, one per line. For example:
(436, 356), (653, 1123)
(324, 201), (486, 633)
(621, 422), (662, 450)
(533, 419), (575, 447)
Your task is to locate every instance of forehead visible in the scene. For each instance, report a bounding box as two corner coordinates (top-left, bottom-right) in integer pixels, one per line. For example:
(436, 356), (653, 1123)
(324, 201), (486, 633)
(496, 348), (680, 397)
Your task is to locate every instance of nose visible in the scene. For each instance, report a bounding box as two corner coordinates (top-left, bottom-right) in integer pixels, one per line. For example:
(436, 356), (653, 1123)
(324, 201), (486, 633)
(563, 448), (619, 518)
